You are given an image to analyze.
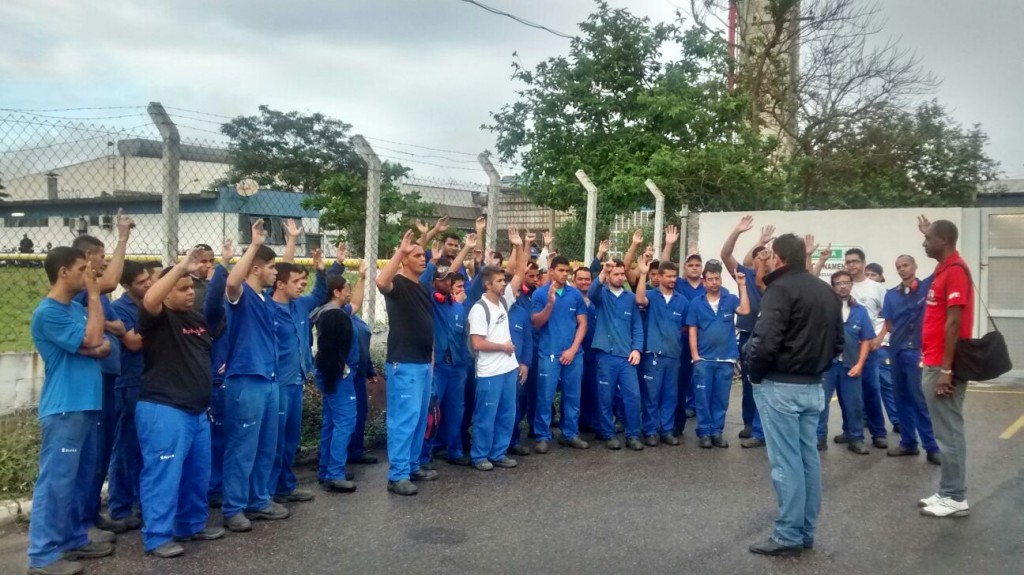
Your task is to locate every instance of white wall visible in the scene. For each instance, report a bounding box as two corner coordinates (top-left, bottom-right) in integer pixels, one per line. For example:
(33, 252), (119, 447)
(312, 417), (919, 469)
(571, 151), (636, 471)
(0, 352), (44, 415)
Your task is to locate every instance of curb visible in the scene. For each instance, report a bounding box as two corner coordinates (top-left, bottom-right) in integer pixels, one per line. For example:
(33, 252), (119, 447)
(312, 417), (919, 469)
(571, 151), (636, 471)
(0, 498), (31, 528)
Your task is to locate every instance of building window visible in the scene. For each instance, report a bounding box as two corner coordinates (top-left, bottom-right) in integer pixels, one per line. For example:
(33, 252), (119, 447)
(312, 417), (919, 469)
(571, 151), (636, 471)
(3, 216), (49, 228)
(238, 214), (287, 245)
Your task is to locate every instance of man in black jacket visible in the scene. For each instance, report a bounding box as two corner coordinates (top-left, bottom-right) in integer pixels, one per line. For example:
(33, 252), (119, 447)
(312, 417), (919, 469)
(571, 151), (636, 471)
(743, 234), (844, 557)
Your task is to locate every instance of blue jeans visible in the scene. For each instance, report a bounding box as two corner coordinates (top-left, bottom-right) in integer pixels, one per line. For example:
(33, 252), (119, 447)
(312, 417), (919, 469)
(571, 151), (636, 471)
(675, 358), (694, 432)
(317, 372), (357, 482)
(348, 374), (369, 460)
(877, 347), (900, 427)
(596, 352), (642, 439)
(385, 362), (432, 482)
(533, 353), (582, 441)
(754, 380), (824, 548)
(471, 369), (518, 463)
(738, 331), (764, 440)
(892, 349), (939, 453)
(640, 354), (679, 437)
(422, 362), (467, 463)
(270, 382), (304, 496)
(819, 362), (865, 442)
(693, 361), (734, 438)
(135, 401), (211, 552)
(207, 382), (225, 500)
(84, 373), (117, 528)
(861, 350), (888, 439)
(107, 386), (141, 519)
(27, 411), (98, 569)
(221, 376), (279, 518)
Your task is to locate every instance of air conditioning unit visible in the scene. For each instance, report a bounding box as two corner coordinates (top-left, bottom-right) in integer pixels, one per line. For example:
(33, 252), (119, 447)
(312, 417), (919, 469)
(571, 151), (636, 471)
(100, 214), (114, 230)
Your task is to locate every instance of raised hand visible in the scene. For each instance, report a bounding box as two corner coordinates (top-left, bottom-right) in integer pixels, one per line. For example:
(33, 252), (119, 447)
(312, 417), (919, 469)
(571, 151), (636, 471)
(597, 238), (610, 258)
(397, 230), (417, 256)
(221, 238), (235, 265)
(84, 261), (99, 296)
(543, 230), (554, 247)
(735, 215), (754, 234)
(664, 224), (680, 245)
(548, 282), (558, 304)
(415, 219), (429, 235)
(817, 243), (832, 262)
(508, 226), (523, 247)
(475, 216), (487, 236)
(637, 257), (650, 275)
(464, 233), (479, 250)
(358, 259), (369, 280)
(524, 229), (537, 245)
(804, 234), (817, 256)
(736, 271), (747, 286)
(917, 214), (931, 235)
(759, 225), (776, 245)
(433, 216), (450, 233)
(284, 218), (302, 239)
(312, 249), (325, 272)
(335, 242), (349, 264)
(631, 229), (644, 246)
(251, 218), (266, 246)
(643, 244), (654, 259)
(116, 208), (135, 240)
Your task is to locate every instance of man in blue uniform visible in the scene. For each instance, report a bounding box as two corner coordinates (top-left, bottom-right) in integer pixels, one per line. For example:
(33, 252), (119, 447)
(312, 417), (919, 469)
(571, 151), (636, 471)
(686, 260), (750, 449)
(205, 240), (233, 508)
(588, 260), (645, 450)
(573, 265), (599, 433)
(504, 230), (536, 456)
(531, 256), (589, 453)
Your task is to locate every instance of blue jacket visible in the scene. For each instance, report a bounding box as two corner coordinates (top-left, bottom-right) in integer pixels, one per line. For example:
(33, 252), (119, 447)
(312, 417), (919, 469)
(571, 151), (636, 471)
(531, 283), (587, 357)
(881, 276), (933, 352)
(73, 291), (121, 376)
(642, 288), (690, 359)
(271, 269), (328, 386)
(420, 262), (470, 367)
(111, 293), (144, 388)
(685, 288), (741, 361)
(509, 290), (535, 367)
(735, 264), (762, 333)
(206, 264), (230, 384)
(587, 278), (644, 358)
(839, 300), (876, 368)
(225, 282), (278, 381)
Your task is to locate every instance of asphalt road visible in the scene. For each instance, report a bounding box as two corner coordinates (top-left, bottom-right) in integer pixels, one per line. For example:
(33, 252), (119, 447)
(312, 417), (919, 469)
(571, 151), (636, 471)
(2, 382), (1022, 575)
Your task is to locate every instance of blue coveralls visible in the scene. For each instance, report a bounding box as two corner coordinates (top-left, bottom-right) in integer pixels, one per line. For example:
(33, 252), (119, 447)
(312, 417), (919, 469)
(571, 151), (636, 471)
(685, 289), (741, 438)
(588, 279), (645, 440)
(818, 301), (876, 442)
(108, 293), (145, 520)
(639, 288), (689, 438)
(347, 309), (377, 461)
(205, 264), (230, 503)
(507, 289), (536, 449)
(530, 284), (588, 442)
(735, 264), (764, 441)
(675, 279), (706, 429)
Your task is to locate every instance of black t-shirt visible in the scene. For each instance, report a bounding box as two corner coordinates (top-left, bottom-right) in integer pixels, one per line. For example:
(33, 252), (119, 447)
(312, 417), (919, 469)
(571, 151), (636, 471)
(139, 306), (213, 414)
(383, 274), (434, 363)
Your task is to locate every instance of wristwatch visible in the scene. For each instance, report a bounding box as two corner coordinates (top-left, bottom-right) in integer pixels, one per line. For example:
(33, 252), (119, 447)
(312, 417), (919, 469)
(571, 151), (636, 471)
(940, 369), (953, 375)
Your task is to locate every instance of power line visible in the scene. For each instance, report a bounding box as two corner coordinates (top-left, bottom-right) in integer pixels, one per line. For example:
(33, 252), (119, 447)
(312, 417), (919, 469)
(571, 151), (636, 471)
(364, 136), (478, 157)
(457, 0), (575, 40)
(164, 106), (235, 120)
(371, 145), (481, 165)
(0, 106), (143, 113)
(0, 110), (150, 121)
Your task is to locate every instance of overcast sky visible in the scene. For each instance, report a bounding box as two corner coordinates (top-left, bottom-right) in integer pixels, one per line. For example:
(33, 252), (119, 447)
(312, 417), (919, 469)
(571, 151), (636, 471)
(2, 0), (1021, 184)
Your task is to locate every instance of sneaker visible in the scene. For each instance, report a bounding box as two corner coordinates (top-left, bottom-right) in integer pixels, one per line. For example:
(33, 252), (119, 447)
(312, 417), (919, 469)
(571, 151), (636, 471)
(740, 437), (766, 449)
(921, 497), (969, 517)
(558, 436), (590, 449)
(147, 542), (184, 559)
(748, 538), (802, 557)
(446, 455), (471, 466)
(872, 437), (889, 449)
(927, 451), (942, 466)
(509, 444), (531, 456)
(207, 493), (223, 508)
(410, 468), (439, 482)
(887, 446), (920, 457)
(738, 426), (753, 439)
(61, 541), (114, 561)
(605, 438), (622, 450)
(27, 559), (82, 575)
(833, 433), (849, 444)
(491, 457), (518, 469)
(534, 440), (550, 454)
(918, 493), (942, 508)
(473, 460), (494, 471)
(387, 479), (418, 496)
(893, 423), (902, 435)
(347, 454), (379, 465)
(661, 434), (680, 446)
(685, 408), (696, 419)
(817, 438), (827, 451)
(173, 526), (225, 542)
(273, 489), (315, 503)
(699, 436), (713, 449)
(223, 513), (252, 532)
(644, 435), (659, 447)
(86, 527), (116, 544)
(120, 515), (142, 531)
(322, 479), (357, 493)
(625, 438), (644, 451)
(95, 515), (127, 534)
(710, 435), (729, 448)
(848, 441), (869, 455)
(245, 501), (290, 521)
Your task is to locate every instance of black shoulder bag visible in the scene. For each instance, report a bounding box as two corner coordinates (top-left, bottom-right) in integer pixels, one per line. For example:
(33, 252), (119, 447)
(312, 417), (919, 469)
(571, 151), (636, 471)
(948, 262), (1012, 381)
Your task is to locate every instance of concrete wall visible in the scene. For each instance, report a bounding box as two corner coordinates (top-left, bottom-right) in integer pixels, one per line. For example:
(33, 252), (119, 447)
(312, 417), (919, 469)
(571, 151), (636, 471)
(0, 352), (44, 415)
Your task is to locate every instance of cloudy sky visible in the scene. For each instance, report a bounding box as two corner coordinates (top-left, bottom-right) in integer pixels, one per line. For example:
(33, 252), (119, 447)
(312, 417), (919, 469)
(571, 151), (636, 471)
(2, 0), (1022, 184)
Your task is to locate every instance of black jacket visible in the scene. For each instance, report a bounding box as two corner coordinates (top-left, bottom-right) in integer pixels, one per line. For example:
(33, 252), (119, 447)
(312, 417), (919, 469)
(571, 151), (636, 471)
(743, 265), (843, 384)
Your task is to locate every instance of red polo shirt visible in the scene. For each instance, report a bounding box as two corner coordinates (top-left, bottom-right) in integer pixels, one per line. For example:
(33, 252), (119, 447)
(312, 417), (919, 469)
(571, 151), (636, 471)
(922, 251), (974, 366)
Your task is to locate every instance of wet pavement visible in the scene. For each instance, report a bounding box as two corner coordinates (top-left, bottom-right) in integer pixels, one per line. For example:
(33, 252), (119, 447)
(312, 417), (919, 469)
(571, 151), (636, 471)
(2, 382), (1022, 574)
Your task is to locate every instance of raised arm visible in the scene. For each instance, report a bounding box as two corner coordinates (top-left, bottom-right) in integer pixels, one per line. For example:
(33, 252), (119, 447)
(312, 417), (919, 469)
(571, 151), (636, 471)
(721, 215), (753, 277)
(811, 242), (831, 277)
(635, 258), (650, 307)
(144, 248), (199, 316)
(226, 219), (266, 302)
(376, 230), (416, 295)
(82, 261), (107, 349)
(450, 233), (477, 276)
(736, 271), (751, 315)
(282, 218), (301, 263)
(418, 216), (449, 248)
(661, 224), (679, 262)
(350, 260), (369, 315)
(742, 225), (775, 267)
(99, 209), (134, 294)
(531, 284), (557, 329)
(507, 227), (525, 295)
(622, 229), (644, 273)
(204, 239), (232, 329)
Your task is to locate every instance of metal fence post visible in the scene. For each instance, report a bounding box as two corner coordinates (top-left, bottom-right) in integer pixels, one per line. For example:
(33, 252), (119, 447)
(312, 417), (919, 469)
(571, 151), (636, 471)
(351, 135), (381, 326)
(575, 170), (598, 262)
(478, 153), (501, 254)
(147, 102), (180, 266)
(645, 179), (665, 258)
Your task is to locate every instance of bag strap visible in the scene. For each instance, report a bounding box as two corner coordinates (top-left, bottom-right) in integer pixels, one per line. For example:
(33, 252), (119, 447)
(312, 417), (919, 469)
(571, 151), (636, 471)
(945, 261), (999, 333)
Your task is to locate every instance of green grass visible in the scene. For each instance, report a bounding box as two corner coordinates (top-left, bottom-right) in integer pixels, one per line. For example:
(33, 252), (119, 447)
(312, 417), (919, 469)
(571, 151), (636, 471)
(0, 267), (50, 353)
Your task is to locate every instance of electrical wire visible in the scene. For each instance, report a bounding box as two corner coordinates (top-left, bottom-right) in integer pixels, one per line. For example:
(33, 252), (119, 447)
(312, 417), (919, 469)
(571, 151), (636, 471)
(0, 106), (143, 113)
(363, 136), (477, 157)
(164, 106), (234, 120)
(457, 0), (575, 39)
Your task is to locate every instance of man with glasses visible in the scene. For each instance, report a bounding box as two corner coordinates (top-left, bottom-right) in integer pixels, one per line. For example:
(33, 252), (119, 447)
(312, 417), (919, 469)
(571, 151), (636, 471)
(843, 249), (890, 449)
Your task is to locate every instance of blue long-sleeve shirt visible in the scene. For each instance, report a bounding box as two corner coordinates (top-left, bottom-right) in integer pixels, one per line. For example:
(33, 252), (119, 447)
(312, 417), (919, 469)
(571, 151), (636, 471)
(419, 262), (470, 367)
(271, 269), (328, 386)
(642, 289), (690, 359)
(111, 294), (143, 389)
(206, 264), (230, 384)
(509, 290), (535, 367)
(587, 278), (644, 358)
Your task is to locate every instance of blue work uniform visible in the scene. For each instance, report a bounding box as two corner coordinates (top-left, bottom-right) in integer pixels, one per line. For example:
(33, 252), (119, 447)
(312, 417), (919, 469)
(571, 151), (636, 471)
(107, 293), (145, 521)
(685, 289), (741, 438)
(205, 264), (230, 503)
(639, 288), (689, 438)
(588, 278), (645, 440)
(735, 264), (765, 441)
(530, 283), (587, 442)
(818, 301), (876, 443)
(881, 277), (939, 453)
(347, 308), (376, 460)
(507, 288), (535, 449)
(675, 278), (706, 422)
(312, 304), (361, 483)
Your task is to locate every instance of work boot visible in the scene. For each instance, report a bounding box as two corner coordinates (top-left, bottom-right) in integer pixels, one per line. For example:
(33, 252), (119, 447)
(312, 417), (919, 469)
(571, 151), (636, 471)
(872, 437), (888, 449)
(534, 440), (550, 454)
(173, 526), (225, 542)
(625, 438), (644, 451)
(699, 436), (713, 449)
(817, 439), (827, 451)
(887, 446), (920, 457)
(491, 457), (518, 469)
(749, 538), (803, 557)
(387, 479), (418, 496)
(833, 433), (850, 444)
(121, 515), (142, 531)
(927, 451), (942, 465)
(558, 436), (589, 449)
(738, 426), (752, 439)
(147, 542), (184, 559)
(86, 527), (116, 544)
(711, 435), (729, 448)
(605, 438), (622, 450)
(644, 435), (659, 447)
(410, 468), (439, 482)
(95, 514), (127, 534)
(347, 454), (379, 465)
(245, 501), (290, 521)
(661, 434), (680, 446)
(223, 513), (252, 533)
(848, 441), (870, 455)
(62, 541), (114, 561)
(473, 460), (494, 471)
(322, 479), (357, 493)
(446, 455), (471, 466)
(207, 493), (222, 508)
(274, 489), (315, 503)
(509, 444), (531, 456)
(27, 559), (82, 575)
(740, 437), (766, 449)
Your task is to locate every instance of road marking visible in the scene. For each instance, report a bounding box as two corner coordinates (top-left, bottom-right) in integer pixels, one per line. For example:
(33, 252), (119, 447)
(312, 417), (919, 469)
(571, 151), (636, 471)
(967, 389), (1024, 395)
(999, 415), (1024, 440)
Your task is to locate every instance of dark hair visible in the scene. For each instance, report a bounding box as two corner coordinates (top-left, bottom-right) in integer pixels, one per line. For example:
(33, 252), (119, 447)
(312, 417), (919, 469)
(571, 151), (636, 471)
(659, 261), (678, 274)
(526, 261), (539, 271)
(253, 245), (276, 265)
(490, 251), (504, 265)
(120, 260), (147, 286)
(831, 270), (853, 285)
(550, 255), (570, 270)
(441, 232), (460, 243)
(702, 260), (723, 277)
(573, 266), (592, 279)
(71, 234), (104, 254)
(44, 247), (85, 284)
(274, 262), (305, 289)
(194, 243), (214, 253)
(327, 273), (348, 298)
(159, 266), (176, 279)
(649, 259), (660, 272)
(611, 259), (626, 270)
(932, 219), (959, 245)
(844, 248), (866, 262)
(752, 246), (766, 258)
(479, 265), (504, 285)
(896, 254), (916, 264)
(144, 260), (163, 274)
(773, 234), (805, 267)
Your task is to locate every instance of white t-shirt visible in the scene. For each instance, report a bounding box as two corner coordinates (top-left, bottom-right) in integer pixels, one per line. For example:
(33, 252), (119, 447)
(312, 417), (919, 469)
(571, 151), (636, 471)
(851, 278), (886, 339)
(468, 296), (520, 378)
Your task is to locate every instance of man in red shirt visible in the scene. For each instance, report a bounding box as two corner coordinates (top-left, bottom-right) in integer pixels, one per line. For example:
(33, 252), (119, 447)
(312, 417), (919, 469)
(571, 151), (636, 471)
(917, 215), (974, 518)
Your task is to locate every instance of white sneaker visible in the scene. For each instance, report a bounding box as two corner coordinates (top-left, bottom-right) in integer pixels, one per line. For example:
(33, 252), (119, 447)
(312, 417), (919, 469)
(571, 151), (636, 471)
(918, 493), (942, 508)
(921, 497), (970, 517)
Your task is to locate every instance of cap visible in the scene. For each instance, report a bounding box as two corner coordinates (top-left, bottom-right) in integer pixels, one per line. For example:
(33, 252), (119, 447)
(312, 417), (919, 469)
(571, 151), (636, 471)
(434, 258), (456, 281)
(530, 246), (541, 258)
(685, 253), (702, 264)
(866, 262), (885, 283)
